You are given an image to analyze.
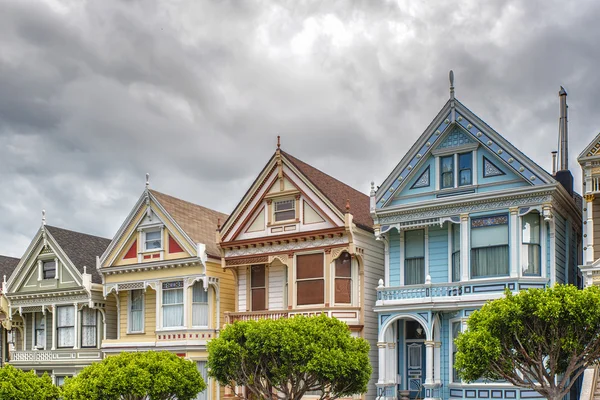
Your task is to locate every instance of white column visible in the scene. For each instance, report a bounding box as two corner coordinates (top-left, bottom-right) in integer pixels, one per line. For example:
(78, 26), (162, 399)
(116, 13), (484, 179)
(510, 207), (519, 278)
(460, 214), (469, 281)
(434, 342), (441, 384)
(377, 342), (387, 384)
(425, 341), (434, 385)
(73, 303), (79, 349)
(51, 305), (56, 350)
(586, 194), (595, 264)
(388, 343), (396, 384)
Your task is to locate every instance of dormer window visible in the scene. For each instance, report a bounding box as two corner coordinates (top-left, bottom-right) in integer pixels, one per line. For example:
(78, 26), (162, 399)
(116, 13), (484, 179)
(274, 199), (295, 222)
(438, 151), (474, 189)
(42, 261), (56, 279)
(144, 231), (162, 251)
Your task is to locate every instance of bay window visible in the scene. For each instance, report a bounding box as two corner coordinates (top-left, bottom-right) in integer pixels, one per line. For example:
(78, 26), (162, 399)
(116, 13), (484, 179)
(334, 252), (352, 304)
(471, 215), (509, 278)
(129, 289), (144, 333)
(34, 312), (45, 349)
(522, 212), (541, 276)
(451, 224), (460, 282)
(405, 229), (425, 285)
(81, 307), (97, 347)
(162, 281), (184, 328)
(250, 265), (266, 311)
(296, 253), (324, 305)
(192, 282), (209, 327)
(57, 306), (75, 348)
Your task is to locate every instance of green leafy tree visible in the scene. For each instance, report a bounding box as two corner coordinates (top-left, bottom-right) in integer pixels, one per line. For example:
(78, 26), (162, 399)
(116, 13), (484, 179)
(0, 364), (60, 400)
(208, 314), (371, 400)
(61, 351), (206, 400)
(455, 284), (600, 400)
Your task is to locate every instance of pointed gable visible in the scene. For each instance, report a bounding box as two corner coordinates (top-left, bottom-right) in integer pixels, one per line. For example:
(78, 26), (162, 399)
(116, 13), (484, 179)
(578, 132), (600, 161)
(45, 226), (111, 284)
(281, 151), (373, 231)
(149, 190), (228, 258)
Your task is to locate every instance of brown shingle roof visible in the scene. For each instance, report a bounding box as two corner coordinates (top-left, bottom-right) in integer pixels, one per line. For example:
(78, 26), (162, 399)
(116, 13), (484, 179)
(149, 190), (228, 258)
(0, 255), (19, 284)
(281, 151), (373, 232)
(45, 226), (111, 284)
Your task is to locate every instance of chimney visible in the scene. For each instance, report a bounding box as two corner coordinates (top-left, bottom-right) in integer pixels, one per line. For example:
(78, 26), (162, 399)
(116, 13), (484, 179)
(551, 151), (557, 175)
(554, 86), (573, 196)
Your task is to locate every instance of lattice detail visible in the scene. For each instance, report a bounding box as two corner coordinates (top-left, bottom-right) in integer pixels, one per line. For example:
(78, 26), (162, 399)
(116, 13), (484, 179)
(483, 156), (505, 178)
(117, 282), (144, 291)
(162, 281), (184, 290)
(21, 306), (43, 313)
(437, 130), (474, 149)
(471, 214), (508, 227)
(411, 166), (430, 189)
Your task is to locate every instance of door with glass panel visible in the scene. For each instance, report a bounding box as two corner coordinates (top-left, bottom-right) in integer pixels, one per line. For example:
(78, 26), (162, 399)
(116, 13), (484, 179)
(405, 321), (425, 400)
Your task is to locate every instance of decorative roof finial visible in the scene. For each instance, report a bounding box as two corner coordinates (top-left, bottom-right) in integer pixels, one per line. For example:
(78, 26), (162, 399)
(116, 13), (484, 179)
(145, 173), (150, 188)
(345, 199), (350, 213)
(449, 70), (455, 100)
(42, 209), (46, 226)
(277, 135), (281, 149)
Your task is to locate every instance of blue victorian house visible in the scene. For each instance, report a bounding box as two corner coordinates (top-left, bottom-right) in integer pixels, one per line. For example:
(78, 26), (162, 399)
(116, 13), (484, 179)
(371, 74), (582, 400)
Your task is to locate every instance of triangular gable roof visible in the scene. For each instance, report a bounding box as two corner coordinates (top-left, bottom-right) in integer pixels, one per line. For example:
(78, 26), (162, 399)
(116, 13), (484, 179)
(149, 190), (228, 258)
(375, 98), (556, 208)
(281, 151), (373, 231)
(45, 226), (111, 284)
(0, 255), (19, 283)
(220, 149), (373, 239)
(578, 132), (600, 161)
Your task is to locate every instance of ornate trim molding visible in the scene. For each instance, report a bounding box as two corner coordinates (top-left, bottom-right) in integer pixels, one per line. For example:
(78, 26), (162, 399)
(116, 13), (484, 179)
(224, 235), (348, 258)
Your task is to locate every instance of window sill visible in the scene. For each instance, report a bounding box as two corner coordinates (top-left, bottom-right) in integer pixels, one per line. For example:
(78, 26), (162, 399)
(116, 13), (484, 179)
(126, 331), (146, 335)
(267, 219), (299, 227)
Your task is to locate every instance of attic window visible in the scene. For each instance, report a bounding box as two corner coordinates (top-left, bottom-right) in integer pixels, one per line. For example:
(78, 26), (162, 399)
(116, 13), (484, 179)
(274, 199), (295, 222)
(145, 231), (162, 251)
(43, 261), (56, 279)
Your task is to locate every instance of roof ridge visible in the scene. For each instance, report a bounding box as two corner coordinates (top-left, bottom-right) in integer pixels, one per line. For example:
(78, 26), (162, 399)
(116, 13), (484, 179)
(149, 189), (228, 218)
(45, 225), (111, 242)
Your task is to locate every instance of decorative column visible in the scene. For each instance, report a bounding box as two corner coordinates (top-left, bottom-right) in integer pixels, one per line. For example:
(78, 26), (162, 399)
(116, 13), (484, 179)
(509, 207), (519, 278)
(434, 342), (441, 384)
(51, 305), (56, 350)
(460, 214), (469, 281)
(377, 342), (387, 384)
(585, 194), (595, 264)
(73, 303), (79, 349)
(425, 341), (434, 385)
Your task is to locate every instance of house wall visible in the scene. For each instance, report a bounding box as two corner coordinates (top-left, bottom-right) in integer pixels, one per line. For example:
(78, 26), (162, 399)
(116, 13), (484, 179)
(428, 225), (448, 284)
(267, 262), (285, 310)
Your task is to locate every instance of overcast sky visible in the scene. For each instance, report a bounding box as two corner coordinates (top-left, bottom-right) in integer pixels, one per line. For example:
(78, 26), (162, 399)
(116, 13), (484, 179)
(1, 0), (599, 258)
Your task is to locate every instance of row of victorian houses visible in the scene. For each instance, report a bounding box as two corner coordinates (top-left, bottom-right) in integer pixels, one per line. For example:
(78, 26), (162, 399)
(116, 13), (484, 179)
(1, 76), (599, 400)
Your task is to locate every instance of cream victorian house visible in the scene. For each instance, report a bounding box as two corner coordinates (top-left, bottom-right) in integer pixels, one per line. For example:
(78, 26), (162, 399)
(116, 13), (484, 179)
(99, 184), (234, 400)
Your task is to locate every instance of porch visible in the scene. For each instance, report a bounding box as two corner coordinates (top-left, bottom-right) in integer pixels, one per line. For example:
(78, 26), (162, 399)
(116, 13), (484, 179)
(225, 307), (361, 326)
(10, 349), (102, 363)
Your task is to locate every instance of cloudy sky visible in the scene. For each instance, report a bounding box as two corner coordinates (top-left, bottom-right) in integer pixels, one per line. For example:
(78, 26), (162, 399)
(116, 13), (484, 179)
(1, 0), (599, 258)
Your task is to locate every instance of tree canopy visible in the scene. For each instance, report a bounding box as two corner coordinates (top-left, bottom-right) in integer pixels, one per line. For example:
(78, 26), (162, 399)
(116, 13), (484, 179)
(61, 351), (206, 400)
(455, 284), (600, 400)
(207, 314), (371, 400)
(0, 364), (60, 400)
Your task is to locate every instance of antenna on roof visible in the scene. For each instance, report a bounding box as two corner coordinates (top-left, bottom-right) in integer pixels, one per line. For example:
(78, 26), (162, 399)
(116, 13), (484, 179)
(277, 135), (281, 149)
(449, 70), (455, 100)
(145, 173), (150, 188)
(42, 209), (46, 226)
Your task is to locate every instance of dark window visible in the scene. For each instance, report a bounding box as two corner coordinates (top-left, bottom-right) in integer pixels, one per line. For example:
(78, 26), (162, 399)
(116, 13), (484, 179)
(34, 312), (45, 348)
(251, 265), (266, 311)
(42, 261), (55, 279)
(274, 200), (295, 222)
(440, 156), (454, 189)
(405, 230), (425, 285)
(296, 253), (324, 305)
(458, 153), (472, 186)
(334, 252), (352, 304)
(81, 307), (97, 348)
(405, 320), (425, 340)
(522, 213), (541, 276)
(471, 215), (509, 277)
(452, 224), (461, 282)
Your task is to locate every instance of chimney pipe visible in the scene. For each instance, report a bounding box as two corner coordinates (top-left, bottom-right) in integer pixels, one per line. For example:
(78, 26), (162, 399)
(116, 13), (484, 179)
(551, 151), (557, 175)
(558, 86), (568, 171)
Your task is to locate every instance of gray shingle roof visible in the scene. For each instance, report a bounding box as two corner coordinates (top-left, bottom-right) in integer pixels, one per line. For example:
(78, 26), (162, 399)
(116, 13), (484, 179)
(45, 226), (111, 284)
(0, 255), (19, 286)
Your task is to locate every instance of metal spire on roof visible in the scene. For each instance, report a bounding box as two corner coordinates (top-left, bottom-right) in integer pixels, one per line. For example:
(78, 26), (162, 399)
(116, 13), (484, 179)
(449, 70), (455, 100)
(145, 173), (150, 188)
(558, 86), (568, 171)
(42, 209), (46, 226)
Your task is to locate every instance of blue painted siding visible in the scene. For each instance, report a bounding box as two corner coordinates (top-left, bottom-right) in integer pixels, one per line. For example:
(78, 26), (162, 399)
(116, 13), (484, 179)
(428, 225), (449, 283)
(477, 147), (525, 185)
(555, 213), (566, 284)
(389, 230), (401, 286)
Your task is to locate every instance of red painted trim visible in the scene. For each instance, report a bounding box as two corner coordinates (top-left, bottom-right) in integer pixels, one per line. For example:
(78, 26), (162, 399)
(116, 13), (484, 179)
(143, 255), (151, 260)
(123, 240), (137, 259)
(168, 235), (184, 254)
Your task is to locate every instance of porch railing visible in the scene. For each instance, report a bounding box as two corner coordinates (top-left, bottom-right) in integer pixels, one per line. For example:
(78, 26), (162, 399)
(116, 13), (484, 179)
(11, 350), (102, 362)
(378, 283), (462, 301)
(225, 310), (289, 324)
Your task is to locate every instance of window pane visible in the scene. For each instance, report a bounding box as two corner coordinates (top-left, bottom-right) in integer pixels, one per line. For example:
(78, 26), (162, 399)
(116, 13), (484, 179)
(471, 246), (509, 277)
(405, 230), (425, 258)
(196, 362), (208, 400)
(452, 224), (460, 252)
(296, 254), (323, 279)
(275, 210), (295, 222)
(275, 200), (294, 211)
(405, 258), (425, 285)
(441, 156), (454, 188)
(146, 231), (161, 249)
(297, 280), (324, 305)
(275, 200), (295, 222)
(192, 284), (209, 327)
(522, 213), (540, 244)
(192, 283), (208, 303)
(163, 288), (183, 305)
(251, 288), (266, 311)
(57, 306), (74, 327)
(459, 153), (472, 170)
(163, 304), (184, 327)
(43, 261), (56, 279)
(335, 278), (351, 303)
(131, 310), (143, 332)
(251, 265), (265, 287)
(523, 244), (541, 276)
(459, 169), (472, 186)
(82, 308), (96, 325)
(471, 224), (508, 248)
(57, 306), (75, 348)
(335, 252), (352, 277)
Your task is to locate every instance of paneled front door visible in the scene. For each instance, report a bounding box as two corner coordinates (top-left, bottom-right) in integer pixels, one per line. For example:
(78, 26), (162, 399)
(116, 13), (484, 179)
(406, 342), (425, 399)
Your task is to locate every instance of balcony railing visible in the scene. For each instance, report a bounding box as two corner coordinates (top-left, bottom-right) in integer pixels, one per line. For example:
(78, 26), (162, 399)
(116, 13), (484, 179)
(11, 350), (102, 363)
(225, 307), (362, 324)
(376, 277), (548, 304)
(225, 310), (289, 324)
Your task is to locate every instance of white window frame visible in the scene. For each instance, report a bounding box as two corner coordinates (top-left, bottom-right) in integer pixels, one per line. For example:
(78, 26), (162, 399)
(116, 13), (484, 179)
(192, 281), (210, 328)
(521, 212), (542, 277)
(273, 198), (296, 223)
(449, 317), (467, 385)
(128, 289), (145, 334)
(161, 281), (185, 329)
(56, 305), (75, 349)
(143, 229), (163, 252)
(402, 228), (428, 286)
(434, 146), (478, 191)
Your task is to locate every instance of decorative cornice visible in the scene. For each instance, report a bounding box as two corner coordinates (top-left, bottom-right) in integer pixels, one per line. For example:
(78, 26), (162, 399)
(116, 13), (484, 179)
(100, 257), (203, 276)
(224, 235), (348, 258)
